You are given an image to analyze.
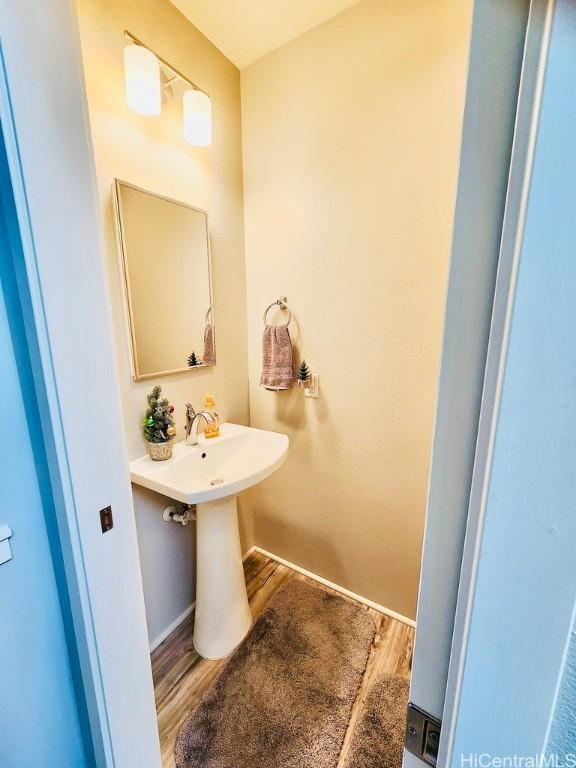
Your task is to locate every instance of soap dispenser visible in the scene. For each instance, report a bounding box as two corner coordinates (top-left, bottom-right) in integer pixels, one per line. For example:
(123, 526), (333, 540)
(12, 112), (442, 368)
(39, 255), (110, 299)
(203, 394), (220, 438)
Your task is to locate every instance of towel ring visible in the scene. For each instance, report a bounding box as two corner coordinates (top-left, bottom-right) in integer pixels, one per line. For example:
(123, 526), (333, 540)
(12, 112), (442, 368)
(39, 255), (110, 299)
(263, 297), (291, 327)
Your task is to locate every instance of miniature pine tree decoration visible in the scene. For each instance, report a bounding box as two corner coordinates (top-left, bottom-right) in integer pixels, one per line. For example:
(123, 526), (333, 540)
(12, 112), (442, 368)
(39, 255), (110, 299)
(297, 360), (311, 387)
(187, 351), (200, 367)
(143, 385), (176, 444)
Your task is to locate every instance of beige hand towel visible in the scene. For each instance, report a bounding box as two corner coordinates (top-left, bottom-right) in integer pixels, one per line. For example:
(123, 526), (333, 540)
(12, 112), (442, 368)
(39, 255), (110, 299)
(203, 323), (216, 365)
(260, 325), (294, 390)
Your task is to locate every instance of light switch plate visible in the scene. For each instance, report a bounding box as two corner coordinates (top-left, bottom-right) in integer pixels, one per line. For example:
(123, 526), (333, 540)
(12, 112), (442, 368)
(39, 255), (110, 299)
(305, 374), (320, 398)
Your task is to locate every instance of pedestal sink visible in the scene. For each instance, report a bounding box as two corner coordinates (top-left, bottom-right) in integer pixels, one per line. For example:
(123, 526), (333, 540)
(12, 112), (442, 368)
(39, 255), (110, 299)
(129, 423), (289, 659)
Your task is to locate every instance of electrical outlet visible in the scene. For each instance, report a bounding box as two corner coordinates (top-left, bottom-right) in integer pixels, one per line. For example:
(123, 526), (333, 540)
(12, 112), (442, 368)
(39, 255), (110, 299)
(305, 374), (320, 398)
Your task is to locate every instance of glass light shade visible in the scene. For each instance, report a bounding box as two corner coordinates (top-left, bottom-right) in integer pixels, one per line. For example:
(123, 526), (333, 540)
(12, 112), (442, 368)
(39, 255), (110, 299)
(183, 90), (212, 147)
(124, 45), (161, 116)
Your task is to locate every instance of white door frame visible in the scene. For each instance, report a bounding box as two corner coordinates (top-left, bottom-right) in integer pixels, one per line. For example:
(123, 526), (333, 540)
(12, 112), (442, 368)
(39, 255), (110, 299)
(439, 0), (555, 763)
(0, 1), (160, 766)
(0, 0), (554, 766)
(406, 1), (534, 761)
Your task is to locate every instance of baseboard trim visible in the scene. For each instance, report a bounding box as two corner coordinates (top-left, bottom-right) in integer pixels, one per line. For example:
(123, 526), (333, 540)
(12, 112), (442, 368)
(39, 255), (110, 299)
(253, 546), (416, 629)
(149, 544), (414, 651)
(149, 602), (195, 653)
(242, 545), (257, 560)
(149, 546), (258, 652)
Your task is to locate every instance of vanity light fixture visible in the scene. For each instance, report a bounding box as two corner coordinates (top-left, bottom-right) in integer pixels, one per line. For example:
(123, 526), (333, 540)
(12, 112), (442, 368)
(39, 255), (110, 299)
(123, 31), (212, 147)
(183, 89), (212, 147)
(123, 44), (161, 116)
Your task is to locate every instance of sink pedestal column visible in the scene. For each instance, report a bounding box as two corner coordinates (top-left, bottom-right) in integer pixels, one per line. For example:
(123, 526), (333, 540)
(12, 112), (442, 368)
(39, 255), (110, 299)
(193, 494), (252, 659)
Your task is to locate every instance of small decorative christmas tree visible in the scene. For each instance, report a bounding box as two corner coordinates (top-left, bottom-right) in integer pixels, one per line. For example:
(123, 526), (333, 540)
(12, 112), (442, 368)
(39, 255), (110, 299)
(143, 385), (176, 444)
(297, 360), (311, 388)
(187, 351), (200, 367)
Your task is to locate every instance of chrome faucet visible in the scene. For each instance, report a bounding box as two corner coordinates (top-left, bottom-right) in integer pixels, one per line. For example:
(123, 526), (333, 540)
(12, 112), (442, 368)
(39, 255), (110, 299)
(185, 403), (215, 446)
(185, 403), (196, 434)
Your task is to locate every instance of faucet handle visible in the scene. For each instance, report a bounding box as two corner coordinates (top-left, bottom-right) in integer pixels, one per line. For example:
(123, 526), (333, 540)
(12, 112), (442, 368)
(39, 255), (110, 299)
(185, 404), (196, 438)
(185, 403), (196, 429)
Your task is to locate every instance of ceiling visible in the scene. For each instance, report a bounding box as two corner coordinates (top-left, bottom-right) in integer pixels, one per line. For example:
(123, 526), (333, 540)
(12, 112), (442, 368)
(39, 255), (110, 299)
(169, 0), (362, 69)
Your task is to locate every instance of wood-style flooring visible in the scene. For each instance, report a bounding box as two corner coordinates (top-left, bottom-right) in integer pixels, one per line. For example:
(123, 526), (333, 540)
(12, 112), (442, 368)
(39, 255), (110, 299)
(151, 551), (414, 768)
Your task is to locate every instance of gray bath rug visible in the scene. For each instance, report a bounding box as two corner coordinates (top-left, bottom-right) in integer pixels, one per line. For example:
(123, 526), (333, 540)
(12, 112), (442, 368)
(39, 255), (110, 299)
(175, 580), (376, 768)
(343, 673), (410, 768)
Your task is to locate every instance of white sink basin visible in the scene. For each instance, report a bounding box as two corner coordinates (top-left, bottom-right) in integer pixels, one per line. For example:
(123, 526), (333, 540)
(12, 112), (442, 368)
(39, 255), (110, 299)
(129, 422), (289, 660)
(129, 422), (288, 504)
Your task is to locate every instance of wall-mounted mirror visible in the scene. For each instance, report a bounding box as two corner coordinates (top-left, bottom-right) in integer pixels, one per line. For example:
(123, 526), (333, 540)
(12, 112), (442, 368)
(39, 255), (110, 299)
(114, 180), (215, 380)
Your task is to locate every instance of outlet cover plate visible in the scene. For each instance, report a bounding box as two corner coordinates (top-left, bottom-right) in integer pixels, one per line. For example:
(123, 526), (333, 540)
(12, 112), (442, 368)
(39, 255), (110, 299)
(305, 374), (320, 398)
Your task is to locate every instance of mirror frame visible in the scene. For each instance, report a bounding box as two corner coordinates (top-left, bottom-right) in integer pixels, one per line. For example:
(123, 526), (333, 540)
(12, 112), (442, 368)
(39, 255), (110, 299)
(113, 179), (215, 381)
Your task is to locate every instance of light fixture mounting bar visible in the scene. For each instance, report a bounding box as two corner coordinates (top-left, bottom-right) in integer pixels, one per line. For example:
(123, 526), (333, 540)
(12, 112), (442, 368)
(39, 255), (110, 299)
(124, 30), (208, 96)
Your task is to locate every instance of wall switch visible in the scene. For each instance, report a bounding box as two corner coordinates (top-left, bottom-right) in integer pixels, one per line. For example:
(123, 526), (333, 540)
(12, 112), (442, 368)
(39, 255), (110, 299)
(305, 374), (320, 398)
(100, 506), (114, 533)
(0, 525), (13, 565)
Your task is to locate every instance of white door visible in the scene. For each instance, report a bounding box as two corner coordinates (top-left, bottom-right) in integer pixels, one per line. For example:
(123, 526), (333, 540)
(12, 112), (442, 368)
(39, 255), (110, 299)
(442, 0), (576, 760)
(0, 0), (161, 765)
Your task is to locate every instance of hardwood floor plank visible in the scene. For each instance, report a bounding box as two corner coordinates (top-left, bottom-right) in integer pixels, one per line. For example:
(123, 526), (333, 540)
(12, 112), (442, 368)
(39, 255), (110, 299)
(151, 552), (414, 767)
(242, 548), (271, 583)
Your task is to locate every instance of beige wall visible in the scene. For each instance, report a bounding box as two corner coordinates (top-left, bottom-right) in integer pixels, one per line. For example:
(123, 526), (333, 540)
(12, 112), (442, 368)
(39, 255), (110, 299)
(76, 0), (472, 630)
(76, 0), (252, 644)
(241, 0), (473, 619)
